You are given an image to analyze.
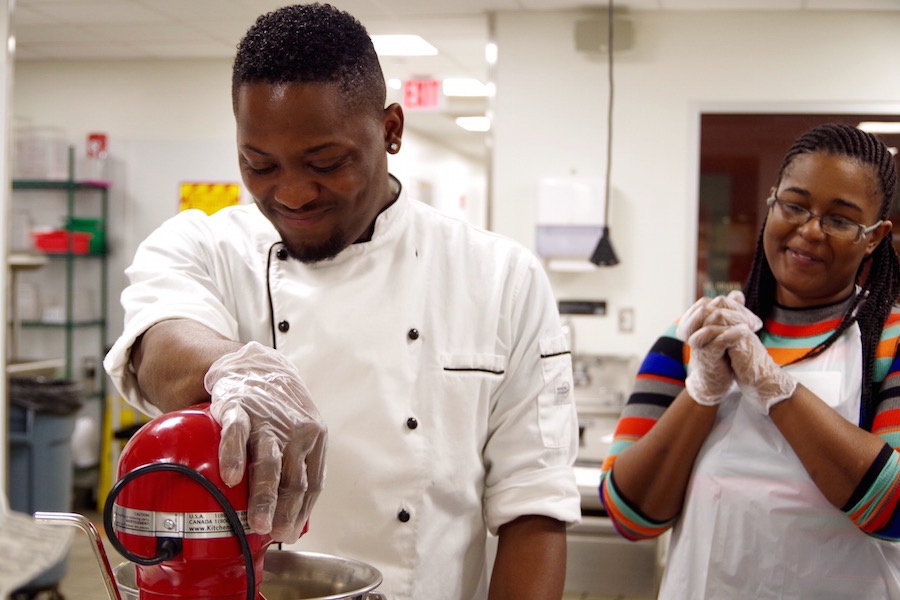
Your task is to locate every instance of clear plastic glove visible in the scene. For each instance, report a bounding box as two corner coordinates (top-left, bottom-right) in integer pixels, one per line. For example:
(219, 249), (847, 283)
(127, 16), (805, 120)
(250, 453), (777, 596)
(684, 325), (736, 406)
(205, 341), (327, 543)
(724, 324), (798, 414)
(675, 290), (763, 342)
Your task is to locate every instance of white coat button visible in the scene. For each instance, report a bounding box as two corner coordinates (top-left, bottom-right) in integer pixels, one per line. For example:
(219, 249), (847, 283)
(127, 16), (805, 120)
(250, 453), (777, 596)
(278, 320), (290, 332)
(406, 417), (418, 430)
(397, 509), (410, 523)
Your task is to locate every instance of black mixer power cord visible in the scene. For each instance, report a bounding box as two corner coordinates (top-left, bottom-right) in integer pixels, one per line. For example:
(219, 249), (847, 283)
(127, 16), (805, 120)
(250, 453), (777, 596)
(102, 463), (256, 600)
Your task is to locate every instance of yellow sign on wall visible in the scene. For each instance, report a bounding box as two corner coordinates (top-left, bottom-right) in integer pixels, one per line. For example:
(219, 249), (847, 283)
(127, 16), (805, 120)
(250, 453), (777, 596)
(179, 182), (241, 215)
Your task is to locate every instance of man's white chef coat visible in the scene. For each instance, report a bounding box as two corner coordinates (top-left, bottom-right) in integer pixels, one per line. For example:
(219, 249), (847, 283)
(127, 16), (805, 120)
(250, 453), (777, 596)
(104, 186), (581, 599)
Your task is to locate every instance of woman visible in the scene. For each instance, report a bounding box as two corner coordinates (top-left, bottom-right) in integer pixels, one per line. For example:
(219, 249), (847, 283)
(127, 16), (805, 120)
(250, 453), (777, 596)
(599, 123), (900, 598)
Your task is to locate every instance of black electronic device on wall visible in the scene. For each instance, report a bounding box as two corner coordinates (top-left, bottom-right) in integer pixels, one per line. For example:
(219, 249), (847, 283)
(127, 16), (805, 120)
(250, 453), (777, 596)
(558, 300), (607, 316)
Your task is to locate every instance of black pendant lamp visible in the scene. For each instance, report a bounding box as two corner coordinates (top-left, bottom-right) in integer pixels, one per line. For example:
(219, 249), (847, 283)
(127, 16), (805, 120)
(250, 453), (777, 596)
(590, 225), (618, 266)
(589, 0), (619, 267)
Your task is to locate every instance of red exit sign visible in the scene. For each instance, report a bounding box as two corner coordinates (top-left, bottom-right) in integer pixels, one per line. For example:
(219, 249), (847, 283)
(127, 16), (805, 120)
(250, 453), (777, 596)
(402, 79), (444, 111)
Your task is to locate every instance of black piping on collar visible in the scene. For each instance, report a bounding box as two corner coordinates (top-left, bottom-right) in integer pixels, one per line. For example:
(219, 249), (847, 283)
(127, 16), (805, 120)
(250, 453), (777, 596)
(266, 241), (281, 349)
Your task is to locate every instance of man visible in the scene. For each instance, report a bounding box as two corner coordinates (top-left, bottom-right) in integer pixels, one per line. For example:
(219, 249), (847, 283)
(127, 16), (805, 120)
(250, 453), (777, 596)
(104, 4), (580, 598)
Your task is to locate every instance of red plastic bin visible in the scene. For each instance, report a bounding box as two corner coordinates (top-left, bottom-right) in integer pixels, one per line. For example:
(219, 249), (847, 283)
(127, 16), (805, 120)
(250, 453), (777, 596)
(30, 230), (92, 254)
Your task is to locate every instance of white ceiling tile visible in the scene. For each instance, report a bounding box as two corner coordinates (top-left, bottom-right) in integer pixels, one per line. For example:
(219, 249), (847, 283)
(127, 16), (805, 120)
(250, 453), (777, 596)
(805, 0), (900, 10)
(78, 22), (209, 43)
(612, 0), (666, 9)
(133, 0), (252, 20)
(185, 19), (254, 48)
(134, 41), (240, 60)
(12, 5), (65, 25)
(507, 0), (577, 9)
(363, 16), (485, 41)
(14, 23), (96, 44)
(14, 41), (149, 60)
(230, 0), (331, 14)
(23, 1), (169, 24)
(12, 47), (54, 60)
(660, 0), (803, 8)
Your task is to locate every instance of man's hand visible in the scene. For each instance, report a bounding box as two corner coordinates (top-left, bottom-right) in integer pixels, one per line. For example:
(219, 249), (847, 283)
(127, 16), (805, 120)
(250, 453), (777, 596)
(205, 341), (327, 542)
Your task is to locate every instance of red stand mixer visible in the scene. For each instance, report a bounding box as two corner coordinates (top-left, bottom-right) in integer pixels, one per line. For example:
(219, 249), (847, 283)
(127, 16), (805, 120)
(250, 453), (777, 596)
(102, 403), (272, 600)
(32, 403), (384, 600)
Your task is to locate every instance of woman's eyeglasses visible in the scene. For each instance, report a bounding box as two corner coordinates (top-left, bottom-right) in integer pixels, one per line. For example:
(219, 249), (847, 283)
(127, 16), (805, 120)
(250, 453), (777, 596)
(766, 195), (881, 243)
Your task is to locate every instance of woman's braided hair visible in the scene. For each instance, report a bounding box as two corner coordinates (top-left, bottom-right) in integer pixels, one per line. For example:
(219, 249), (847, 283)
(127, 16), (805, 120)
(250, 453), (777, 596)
(743, 123), (900, 429)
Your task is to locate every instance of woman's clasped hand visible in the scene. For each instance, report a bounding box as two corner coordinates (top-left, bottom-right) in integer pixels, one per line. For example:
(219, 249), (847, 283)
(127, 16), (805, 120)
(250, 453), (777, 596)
(677, 290), (797, 413)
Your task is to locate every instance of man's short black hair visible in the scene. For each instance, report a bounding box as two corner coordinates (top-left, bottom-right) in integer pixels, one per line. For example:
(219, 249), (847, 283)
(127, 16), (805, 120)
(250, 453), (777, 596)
(232, 3), (386, 115)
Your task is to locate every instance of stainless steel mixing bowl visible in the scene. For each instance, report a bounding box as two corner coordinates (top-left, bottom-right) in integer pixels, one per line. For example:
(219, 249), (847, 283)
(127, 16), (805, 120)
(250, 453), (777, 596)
(113, 550), (385, 600)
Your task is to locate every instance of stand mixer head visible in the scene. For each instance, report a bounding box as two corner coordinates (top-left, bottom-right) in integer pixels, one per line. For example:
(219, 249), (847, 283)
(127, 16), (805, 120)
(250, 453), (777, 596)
(103, 403), (272, 600)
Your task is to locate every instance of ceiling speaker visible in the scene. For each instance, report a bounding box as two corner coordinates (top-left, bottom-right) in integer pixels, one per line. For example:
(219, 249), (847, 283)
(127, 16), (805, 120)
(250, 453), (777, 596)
(574, 16), (634, 54)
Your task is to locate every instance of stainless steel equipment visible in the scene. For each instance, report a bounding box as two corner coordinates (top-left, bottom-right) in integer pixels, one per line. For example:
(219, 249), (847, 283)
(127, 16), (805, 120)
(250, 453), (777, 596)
(567, 353), (665, 598)
(33, 511), (122, 600)
(572, 353), (638, 465)
(113, 552), (386, 600)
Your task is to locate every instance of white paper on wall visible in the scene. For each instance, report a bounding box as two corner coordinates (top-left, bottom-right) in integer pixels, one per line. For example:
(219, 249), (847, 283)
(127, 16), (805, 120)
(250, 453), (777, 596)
(535, 176), (606, 258)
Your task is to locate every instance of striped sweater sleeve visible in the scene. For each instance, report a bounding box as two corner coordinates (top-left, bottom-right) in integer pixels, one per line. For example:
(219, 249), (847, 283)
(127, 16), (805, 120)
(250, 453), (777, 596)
(598, 324), (684, 540)
(843, 310), (900, 541)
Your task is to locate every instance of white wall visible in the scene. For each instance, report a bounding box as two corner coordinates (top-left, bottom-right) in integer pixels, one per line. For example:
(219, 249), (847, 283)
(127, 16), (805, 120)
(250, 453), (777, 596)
(492, 9), (900, 358)
(11, 60), (237, 352)
(10, 59), (486, 348)
(388, 137), (487, 228)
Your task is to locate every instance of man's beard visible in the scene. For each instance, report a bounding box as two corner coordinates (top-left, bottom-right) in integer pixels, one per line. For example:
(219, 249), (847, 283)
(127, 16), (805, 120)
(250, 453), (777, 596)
(281, 230), (349, 264)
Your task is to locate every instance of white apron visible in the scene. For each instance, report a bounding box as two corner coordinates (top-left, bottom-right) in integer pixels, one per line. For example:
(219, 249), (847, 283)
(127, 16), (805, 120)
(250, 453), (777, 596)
(660, 324), (900, 599)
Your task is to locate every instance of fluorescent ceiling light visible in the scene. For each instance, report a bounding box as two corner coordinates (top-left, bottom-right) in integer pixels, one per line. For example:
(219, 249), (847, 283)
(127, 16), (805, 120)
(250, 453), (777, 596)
(387, 78), (402, 90)
(456, 116), (491, 132)
(371, 35), (437, 57)
(442, 78), (488, 97)
(485, 42), (498, 65)
(857, 121), (900, 134)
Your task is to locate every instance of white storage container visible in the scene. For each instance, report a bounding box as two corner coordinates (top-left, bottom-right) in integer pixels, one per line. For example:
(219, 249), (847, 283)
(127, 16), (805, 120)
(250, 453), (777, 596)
(13, 126), (68, 180)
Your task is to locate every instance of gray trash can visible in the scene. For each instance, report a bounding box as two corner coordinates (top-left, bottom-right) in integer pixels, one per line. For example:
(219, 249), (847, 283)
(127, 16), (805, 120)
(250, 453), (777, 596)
(7, 377), (82, 598)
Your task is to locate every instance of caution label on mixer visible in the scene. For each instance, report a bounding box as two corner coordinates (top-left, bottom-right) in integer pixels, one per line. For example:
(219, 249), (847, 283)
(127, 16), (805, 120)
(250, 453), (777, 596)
(112, 504), (250, 539)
